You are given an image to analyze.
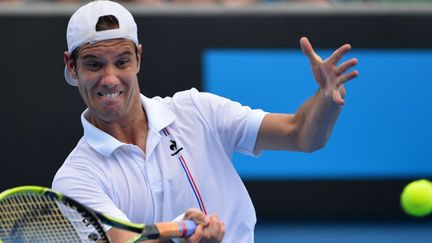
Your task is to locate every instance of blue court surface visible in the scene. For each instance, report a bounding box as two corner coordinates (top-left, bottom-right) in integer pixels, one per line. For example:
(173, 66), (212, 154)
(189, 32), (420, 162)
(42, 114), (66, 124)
(254, 221), (432, 243)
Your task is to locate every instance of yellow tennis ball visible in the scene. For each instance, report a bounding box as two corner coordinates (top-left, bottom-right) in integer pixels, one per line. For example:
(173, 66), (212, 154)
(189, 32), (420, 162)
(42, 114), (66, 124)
(401, 179), (432, 217)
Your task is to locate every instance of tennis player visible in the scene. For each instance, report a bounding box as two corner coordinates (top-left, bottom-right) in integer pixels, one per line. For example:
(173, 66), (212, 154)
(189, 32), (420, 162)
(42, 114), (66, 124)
(52, 1), (358, 242)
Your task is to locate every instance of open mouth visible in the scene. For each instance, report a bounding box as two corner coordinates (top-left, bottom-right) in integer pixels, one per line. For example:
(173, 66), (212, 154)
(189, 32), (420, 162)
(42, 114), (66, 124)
(97, 91), (123, 98)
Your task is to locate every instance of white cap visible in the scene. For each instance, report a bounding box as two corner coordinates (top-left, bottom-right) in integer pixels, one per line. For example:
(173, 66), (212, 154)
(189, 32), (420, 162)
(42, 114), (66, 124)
(64, 0), (139, 86)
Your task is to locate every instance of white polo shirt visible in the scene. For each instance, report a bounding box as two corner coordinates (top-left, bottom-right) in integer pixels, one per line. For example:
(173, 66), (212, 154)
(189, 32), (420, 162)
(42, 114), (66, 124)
(52, 88), (266, 243)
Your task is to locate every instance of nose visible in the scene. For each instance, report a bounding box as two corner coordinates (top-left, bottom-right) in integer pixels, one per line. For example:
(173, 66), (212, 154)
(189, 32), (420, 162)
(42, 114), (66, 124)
(100, 64), (120, 87)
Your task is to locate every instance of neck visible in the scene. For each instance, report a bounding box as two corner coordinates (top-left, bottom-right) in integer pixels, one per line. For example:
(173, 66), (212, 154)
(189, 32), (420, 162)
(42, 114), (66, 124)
(88, 104), (149, 153)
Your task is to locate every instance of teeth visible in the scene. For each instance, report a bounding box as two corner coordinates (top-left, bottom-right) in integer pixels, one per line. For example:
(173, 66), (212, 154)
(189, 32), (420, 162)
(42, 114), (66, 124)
(102, 92), (120, 98)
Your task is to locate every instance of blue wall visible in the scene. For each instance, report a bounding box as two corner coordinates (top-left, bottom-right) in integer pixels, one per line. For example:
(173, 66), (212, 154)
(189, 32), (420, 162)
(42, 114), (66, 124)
(203, 49), (432, 179)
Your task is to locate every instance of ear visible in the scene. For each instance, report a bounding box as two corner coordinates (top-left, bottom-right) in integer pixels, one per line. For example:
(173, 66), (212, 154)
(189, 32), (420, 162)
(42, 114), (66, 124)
(64, 51), (78, 80)
(136, 44), (142, 72)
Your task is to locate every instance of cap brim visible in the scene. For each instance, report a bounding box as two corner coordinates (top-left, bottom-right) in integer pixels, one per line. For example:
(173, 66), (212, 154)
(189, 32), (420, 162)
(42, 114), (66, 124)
(64, 65), (78, 86)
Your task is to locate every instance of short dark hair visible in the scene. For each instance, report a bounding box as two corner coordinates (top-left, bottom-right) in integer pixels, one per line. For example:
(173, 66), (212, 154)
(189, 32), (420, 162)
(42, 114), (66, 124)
(70, 15), (138, 66)
(95, 15), (119, 31)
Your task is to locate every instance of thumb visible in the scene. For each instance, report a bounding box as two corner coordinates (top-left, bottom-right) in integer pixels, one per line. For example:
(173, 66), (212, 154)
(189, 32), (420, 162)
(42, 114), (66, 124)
(184, 208), (209, 226)
(332, 89), (345, 106)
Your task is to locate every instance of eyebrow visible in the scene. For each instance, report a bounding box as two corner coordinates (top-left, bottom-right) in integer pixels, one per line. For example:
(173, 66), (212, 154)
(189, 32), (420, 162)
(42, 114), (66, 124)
(81, 50), (133, 61)
(80, 54), (98, 60)
(80, 50), (134, 61)
(116, 50), (134, 58)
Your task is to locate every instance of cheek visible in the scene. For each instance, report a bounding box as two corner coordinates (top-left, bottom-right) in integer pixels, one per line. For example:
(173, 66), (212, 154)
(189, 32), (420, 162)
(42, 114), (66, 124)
(120, 70), (140, 85)
(77, 69), (99, 81)
(129, 76), (140, 90)
(77, 82), (94, 104)
(77, 84), (88, 100)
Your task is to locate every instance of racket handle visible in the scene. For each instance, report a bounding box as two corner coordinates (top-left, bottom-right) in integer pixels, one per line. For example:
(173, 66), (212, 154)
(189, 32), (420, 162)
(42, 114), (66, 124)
(129, 220), (197, 243)
(177, 220), (197, 238)
(156, 220), (197, 239)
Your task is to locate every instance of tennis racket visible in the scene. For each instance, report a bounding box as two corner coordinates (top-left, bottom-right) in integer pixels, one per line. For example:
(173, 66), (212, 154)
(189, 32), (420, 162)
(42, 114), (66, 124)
(0, 186), (196, 242)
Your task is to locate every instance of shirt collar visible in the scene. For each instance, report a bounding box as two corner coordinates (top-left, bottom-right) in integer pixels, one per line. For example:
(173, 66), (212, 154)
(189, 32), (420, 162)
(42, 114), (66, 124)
(82, 94), (176, 157)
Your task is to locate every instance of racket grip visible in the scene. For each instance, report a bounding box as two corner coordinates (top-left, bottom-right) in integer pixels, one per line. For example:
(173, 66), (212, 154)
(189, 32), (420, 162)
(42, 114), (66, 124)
(177, 220), (197, 238)
(154, 220), (197, 239)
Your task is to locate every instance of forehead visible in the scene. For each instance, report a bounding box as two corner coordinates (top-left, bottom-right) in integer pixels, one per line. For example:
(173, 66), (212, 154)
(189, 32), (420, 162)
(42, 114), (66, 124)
(77, 39), (136, 57)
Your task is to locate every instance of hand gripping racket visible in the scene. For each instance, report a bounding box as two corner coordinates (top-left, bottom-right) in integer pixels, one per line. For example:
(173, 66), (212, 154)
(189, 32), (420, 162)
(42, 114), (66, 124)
(0, 186), (196, 242)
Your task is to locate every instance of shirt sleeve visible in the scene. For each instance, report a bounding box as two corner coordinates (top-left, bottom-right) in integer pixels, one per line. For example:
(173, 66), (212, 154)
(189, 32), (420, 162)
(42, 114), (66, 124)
(188, 88), (267, 156)
(52, 157), (130, 231)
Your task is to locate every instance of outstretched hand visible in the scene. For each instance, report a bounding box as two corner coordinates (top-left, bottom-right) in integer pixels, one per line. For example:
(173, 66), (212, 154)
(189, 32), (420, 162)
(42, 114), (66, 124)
(300, 37), (359, 106)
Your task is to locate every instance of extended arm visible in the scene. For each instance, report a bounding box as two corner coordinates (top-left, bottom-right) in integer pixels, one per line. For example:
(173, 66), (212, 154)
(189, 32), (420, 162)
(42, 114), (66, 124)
(255, 37), (358, 152)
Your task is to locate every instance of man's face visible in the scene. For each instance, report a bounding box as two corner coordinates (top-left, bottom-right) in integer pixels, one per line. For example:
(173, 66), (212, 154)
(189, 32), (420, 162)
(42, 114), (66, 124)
(67, 39), (142, 123)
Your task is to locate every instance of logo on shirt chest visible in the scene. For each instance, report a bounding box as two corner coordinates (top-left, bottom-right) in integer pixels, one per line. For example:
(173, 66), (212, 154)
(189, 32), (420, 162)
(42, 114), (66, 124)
(169, 140), (183, 156)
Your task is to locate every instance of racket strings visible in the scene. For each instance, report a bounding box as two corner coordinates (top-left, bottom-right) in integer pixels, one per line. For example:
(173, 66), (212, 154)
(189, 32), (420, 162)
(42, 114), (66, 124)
(56, 199), (108, 242)
(0, 193), (107, 242)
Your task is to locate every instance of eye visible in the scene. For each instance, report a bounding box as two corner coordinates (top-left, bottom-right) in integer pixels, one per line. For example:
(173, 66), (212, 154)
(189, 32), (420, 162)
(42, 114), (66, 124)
(116, 58), (130, 68)
(84, 61), (102, 71)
